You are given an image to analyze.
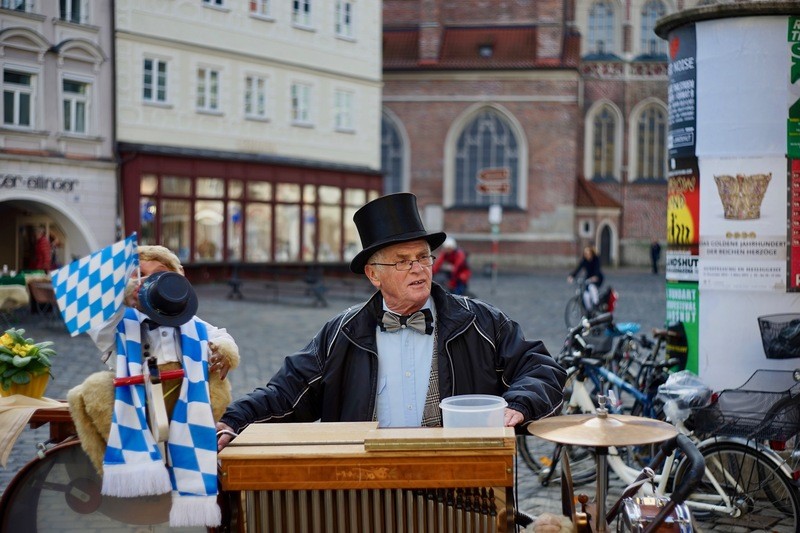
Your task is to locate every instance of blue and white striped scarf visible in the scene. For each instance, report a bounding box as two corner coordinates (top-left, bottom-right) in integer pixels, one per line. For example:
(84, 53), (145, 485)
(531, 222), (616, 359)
(101, 307), (220, 528)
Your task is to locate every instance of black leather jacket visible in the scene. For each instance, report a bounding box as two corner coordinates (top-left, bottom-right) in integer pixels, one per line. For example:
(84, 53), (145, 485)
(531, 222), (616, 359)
(220, 284), (566, 434)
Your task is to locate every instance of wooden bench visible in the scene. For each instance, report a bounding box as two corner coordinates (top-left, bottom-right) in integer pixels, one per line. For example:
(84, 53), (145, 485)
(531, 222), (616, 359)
(226, 265), (371, 307)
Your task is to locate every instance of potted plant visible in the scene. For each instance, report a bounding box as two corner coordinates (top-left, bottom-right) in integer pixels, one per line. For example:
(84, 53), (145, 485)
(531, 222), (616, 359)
(0, 328), (56, 398)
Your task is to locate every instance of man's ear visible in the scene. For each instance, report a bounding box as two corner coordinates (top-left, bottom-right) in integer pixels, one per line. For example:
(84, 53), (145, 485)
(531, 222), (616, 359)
(364, 265), (381, 288)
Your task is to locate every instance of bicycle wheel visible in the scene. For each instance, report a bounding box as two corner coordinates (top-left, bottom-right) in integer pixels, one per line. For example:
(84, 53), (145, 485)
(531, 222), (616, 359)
(620, 398), (667, 470)
(520, 371), (597, 486)
(0, 440), (206, 532)
(564, 296), (584, 328)
(673, 440), (800, 532)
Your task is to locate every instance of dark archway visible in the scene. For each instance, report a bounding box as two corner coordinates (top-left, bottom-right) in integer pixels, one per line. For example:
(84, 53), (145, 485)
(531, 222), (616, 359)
(599, 225), (612, 265)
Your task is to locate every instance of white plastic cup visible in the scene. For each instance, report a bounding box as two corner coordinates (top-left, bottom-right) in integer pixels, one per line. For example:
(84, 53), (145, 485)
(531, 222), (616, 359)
(439, 394), (508, 428)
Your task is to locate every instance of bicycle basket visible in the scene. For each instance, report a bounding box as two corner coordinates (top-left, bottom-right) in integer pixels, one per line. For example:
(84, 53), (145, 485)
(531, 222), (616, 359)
(690, 370), (800, 440)
(758, 313), (800, 359)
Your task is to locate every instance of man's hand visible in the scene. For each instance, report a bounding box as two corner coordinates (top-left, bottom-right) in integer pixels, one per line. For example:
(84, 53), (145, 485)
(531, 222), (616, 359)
(216, 421), (237, 451)
(504, 408), (524, 427)
(208, 341), (230, 380)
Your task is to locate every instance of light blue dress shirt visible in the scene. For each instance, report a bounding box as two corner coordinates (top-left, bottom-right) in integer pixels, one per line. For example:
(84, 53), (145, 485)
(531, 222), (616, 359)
(375, 299), (435, 427)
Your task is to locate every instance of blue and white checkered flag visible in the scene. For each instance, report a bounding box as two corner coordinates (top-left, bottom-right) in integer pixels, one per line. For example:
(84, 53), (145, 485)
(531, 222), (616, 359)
(51, 233), (138, 336)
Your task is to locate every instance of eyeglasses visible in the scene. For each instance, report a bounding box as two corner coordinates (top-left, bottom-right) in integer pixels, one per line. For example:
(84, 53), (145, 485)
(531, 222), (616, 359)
(369, 255), (436, 271)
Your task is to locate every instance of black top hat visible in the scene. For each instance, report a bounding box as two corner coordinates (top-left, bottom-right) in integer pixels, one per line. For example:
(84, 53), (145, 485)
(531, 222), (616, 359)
(350, 193), (447, 273)
(137, 271), (198, 327)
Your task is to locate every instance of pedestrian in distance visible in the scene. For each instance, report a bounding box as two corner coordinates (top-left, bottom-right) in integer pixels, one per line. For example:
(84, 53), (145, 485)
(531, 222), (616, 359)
(31, 225), (52, 271)
(216, 192), (566, 450)
(432, 237), (472, 295)
(650, 239), (662, 274)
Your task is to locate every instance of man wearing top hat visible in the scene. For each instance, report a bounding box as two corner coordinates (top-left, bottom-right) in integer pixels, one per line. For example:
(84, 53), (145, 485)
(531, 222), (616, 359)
(216, 193), (566, 448)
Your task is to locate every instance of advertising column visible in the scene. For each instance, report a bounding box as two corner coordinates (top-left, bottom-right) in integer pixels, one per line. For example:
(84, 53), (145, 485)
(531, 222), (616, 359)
(658, 6), (800, 389)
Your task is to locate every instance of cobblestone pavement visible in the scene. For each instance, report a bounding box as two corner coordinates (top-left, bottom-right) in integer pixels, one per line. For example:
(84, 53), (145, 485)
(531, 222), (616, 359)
(0, 267), (667, 526)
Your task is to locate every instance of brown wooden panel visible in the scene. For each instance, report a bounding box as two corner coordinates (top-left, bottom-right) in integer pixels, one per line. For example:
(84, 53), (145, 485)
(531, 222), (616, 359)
(221, 454), (513, 491)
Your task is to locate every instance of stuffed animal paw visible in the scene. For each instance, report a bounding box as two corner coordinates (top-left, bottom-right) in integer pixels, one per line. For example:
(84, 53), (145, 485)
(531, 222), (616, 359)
(526, 512), (576, 533)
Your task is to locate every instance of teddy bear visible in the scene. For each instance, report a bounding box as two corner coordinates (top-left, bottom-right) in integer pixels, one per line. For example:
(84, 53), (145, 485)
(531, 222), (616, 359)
(66, 244), (240, 474)
(67, 337), (239, 474)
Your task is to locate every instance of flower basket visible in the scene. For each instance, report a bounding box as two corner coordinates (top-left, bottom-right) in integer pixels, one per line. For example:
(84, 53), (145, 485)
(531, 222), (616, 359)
(0, 371), (49, 399)
(0, 328), (56, 399)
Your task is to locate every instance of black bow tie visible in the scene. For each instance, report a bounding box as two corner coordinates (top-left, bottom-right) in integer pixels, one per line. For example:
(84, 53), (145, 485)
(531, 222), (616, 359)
(143, 319), (162, 331)
(378, 309), (434, 335)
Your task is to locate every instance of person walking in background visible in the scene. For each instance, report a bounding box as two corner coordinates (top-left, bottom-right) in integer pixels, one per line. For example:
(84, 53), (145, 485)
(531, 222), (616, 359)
(432, 237), (472, 295)
(650, 239), (662, 274)
(567, 245), (604, 314)
(216, 192), (566, 451)
(31, 225), (52, 271)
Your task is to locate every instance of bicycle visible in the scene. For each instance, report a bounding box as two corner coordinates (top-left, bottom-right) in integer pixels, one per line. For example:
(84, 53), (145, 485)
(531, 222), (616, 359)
(520, 314), (678, 483)
(522, 315), (800, 531)
(564, 277), (616, 328)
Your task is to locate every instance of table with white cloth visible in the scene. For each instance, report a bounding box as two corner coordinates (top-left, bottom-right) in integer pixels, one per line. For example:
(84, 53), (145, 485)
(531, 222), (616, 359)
(0, 285), (29, 327)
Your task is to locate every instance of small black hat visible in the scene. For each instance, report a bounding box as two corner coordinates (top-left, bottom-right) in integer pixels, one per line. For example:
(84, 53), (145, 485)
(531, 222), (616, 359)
(350, 193), (447, 273)
(137, 271), (198, 327)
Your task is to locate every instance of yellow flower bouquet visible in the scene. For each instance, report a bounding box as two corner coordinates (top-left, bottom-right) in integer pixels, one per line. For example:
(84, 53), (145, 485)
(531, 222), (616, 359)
(0, 328), (56, 397)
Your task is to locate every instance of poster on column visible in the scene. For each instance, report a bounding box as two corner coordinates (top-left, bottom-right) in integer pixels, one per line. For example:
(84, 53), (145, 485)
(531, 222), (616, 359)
(788, 16), (800, 159)
(666, 157), (699, 282)
(667, 24), (696, 159)
(698, 156), (787, 291)
(665, 281), (699, 373)
(788, 159), (800, 291)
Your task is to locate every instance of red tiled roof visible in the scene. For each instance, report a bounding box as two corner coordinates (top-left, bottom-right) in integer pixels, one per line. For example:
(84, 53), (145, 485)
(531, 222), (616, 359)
(439, 27), (537, 68)
(384, 26), (572, 70)
(576, 176), (621, 209)
(383, 28), (420, 69)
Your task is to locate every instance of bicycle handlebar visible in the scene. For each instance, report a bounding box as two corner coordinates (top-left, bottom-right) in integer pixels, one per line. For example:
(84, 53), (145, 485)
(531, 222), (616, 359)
(567, 312), (614, 339)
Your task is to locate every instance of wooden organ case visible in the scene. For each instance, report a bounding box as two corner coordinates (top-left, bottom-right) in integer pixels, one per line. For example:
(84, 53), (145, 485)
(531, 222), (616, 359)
(218, 422), (516, 532)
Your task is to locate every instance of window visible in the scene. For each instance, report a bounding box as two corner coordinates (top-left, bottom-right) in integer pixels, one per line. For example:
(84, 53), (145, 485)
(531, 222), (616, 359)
(250, 0), (270, 17)
(203, 0), (224, 6)
(334, 89), (353, 131)
(197, 67), (220, 112)
(60, 0), (84, 23)
(162, 200), (191, 263)
(291, 82), (311, 125)
(143, 58), (168, 103)
(135, 172), (377, 265)
(591, 106), (616, 181)
(62, 79), (88, 134)
(244, 75), (267, 119)
(292, 0), (312, 27)
(635, 104), (667, 181)
(641, 0), (667, 56)
(318, 186), (341, 261)
(1, 0), (30, 11)
(381, 114), (404, 194)
(3, 70), (33, 128)
(335, 1), (353, 38)
(588, 0), (615, 55)
(453, 109), (520, 208)
(195, 199), (224, 262)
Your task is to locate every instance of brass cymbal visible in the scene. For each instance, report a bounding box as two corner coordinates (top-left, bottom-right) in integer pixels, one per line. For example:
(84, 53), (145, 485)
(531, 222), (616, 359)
(528, 413), (678, 446)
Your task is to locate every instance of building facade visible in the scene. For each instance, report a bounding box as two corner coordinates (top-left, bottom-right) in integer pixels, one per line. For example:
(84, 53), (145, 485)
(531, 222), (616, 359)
(0, 1), (116, 273)
(115, 0), (383, 279)
(382, 0), (697, 269)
